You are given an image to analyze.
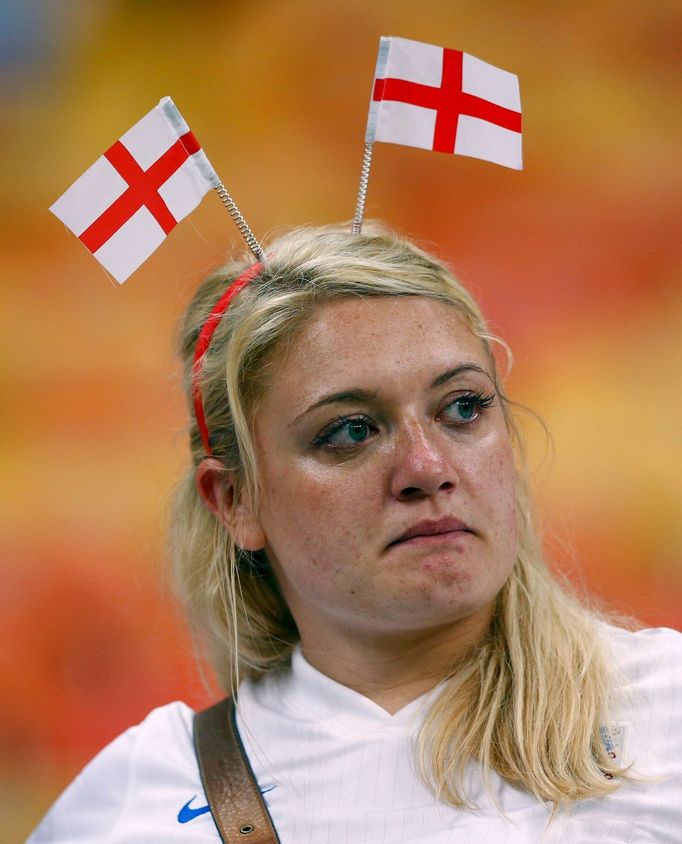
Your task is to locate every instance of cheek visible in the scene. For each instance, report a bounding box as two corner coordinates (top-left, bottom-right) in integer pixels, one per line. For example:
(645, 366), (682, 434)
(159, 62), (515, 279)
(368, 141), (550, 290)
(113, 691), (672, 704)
(493, 451), (519, 555)
(495, 443), (517, 509)
(473, 437), (519, 544)
(258, 458), (384, 568)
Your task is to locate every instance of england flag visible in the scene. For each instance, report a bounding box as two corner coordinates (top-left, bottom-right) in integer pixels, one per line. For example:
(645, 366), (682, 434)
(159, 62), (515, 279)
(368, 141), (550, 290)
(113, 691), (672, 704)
(366, 36), (522, 170)
(50, 97), (219, 283)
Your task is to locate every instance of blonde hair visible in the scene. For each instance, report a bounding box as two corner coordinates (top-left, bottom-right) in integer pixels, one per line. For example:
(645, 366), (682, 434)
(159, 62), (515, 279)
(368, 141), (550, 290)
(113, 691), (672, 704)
(170, 222), (632, 809)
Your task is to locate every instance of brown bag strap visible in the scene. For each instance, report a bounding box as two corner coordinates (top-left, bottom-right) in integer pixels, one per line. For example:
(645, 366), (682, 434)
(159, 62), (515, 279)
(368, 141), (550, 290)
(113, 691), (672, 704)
(193, 696), (281, 844)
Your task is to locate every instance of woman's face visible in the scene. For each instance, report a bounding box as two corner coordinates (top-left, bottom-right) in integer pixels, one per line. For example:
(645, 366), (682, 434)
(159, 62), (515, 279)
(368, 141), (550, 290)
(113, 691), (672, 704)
(249, 296), (518, 642)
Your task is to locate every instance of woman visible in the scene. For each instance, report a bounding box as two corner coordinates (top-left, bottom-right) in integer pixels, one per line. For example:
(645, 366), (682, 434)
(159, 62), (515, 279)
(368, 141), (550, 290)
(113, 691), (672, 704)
(29, 223), (681, 842)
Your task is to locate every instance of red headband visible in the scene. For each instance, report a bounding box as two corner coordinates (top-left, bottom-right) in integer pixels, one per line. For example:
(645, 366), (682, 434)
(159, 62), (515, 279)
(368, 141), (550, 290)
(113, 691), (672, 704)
(191, 261), (264, 455)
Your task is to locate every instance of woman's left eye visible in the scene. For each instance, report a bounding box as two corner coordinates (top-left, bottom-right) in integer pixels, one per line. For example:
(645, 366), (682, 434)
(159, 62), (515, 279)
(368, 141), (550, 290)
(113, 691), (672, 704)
(441, 391), (496, 425)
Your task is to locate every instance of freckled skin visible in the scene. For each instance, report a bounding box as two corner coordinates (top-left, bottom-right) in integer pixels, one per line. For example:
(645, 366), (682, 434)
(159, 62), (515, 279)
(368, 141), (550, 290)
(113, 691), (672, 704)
(251, 297), (519, 648)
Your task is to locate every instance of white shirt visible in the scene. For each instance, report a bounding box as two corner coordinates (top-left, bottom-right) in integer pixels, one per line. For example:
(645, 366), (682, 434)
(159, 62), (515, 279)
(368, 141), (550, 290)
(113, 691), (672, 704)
(28, 624), (682, 843)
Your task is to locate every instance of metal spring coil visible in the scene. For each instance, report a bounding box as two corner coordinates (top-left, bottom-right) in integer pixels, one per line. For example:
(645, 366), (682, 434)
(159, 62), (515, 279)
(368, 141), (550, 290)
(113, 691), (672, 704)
(352, 143), (374, 234)
(214, 183), (265, 260)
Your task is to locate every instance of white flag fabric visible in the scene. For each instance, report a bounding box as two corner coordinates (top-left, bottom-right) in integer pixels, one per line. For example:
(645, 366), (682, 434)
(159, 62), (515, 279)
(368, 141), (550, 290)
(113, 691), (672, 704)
(366, 37), (522, 170)
(50, 97), (219, 283)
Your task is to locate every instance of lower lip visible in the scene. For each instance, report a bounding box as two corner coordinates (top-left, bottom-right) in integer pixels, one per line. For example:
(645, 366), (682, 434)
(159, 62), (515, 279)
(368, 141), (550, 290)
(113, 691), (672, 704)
(391, 530), (472, 548)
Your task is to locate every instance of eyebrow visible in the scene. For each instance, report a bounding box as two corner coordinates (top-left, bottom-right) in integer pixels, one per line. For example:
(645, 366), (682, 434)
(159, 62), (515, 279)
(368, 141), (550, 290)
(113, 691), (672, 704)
(430, 363), (493, 388)
(289, 389), (378, 427)
(290, 363), (493, 427)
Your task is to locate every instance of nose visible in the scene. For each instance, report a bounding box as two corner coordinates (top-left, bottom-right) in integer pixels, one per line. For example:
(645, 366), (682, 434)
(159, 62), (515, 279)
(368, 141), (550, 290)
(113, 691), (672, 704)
(388, 421), (457, 501)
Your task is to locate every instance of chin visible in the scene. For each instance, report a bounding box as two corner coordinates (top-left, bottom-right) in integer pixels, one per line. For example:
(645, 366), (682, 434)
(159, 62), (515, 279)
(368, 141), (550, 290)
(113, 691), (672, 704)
(388, 571), (488, 616)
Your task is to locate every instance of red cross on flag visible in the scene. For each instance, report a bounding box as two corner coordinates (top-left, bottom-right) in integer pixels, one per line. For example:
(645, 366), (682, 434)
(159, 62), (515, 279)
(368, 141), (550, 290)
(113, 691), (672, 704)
(50, 97), (219, 283)
(366, 36), (522, 170)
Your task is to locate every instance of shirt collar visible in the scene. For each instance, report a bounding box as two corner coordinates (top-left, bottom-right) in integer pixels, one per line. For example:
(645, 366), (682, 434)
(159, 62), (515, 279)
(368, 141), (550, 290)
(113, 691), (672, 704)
(255, 646), (444, 733)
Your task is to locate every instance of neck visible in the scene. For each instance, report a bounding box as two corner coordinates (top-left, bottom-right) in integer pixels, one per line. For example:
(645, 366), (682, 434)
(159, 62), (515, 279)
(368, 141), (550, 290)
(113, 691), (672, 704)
(297, 605), (493, 714)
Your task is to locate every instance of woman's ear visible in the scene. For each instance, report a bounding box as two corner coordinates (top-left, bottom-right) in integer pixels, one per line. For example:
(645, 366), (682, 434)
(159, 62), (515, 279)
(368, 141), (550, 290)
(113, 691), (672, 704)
(195, 458), (266, 551)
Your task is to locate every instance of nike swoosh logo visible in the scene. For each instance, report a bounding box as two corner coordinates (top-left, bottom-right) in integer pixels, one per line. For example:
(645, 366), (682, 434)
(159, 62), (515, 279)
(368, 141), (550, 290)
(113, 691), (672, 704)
(260, 784), (277, 794)
(178, 796), (211, 823)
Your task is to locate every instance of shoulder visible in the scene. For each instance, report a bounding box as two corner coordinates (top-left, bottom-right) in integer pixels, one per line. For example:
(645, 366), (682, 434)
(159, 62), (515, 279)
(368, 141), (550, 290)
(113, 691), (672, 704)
(27, 701), (217, 843)
(596, 623), (682, 770)
(597, 622), (682, 685)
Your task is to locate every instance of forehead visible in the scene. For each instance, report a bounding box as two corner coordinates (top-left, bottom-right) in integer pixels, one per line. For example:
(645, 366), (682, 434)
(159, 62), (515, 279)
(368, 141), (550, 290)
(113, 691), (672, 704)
(270, 296), (490, 397)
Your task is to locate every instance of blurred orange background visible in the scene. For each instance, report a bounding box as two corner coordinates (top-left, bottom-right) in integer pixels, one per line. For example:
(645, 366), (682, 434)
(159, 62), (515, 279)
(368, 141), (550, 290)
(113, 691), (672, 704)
(2, 2), (680, 839)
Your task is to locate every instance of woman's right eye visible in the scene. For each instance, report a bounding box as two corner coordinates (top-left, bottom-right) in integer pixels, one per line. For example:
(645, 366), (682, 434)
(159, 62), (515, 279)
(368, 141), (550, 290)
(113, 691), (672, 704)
(313, 416), (376, 450)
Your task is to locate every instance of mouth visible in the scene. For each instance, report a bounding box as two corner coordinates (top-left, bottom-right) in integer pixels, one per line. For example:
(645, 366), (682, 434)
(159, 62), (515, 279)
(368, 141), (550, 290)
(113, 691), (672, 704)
(388, 517), (473, 548)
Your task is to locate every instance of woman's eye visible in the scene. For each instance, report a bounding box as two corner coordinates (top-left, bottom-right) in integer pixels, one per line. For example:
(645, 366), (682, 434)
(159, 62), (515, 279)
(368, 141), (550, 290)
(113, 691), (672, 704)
(442, 392), (496, 425)
(314, 416), (374, 449)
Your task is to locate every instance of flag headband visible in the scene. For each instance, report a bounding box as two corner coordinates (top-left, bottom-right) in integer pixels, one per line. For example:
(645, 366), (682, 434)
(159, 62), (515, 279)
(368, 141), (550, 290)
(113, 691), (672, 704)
(192, 261), (264, 456)
(50, 38), (522, 452)
(50, 40), (521, 276)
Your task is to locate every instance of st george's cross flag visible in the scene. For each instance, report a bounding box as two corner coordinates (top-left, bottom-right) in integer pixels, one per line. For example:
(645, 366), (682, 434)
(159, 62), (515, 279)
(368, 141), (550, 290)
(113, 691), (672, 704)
(366, 37), (522, 170)
(50, 97), (219, 283)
